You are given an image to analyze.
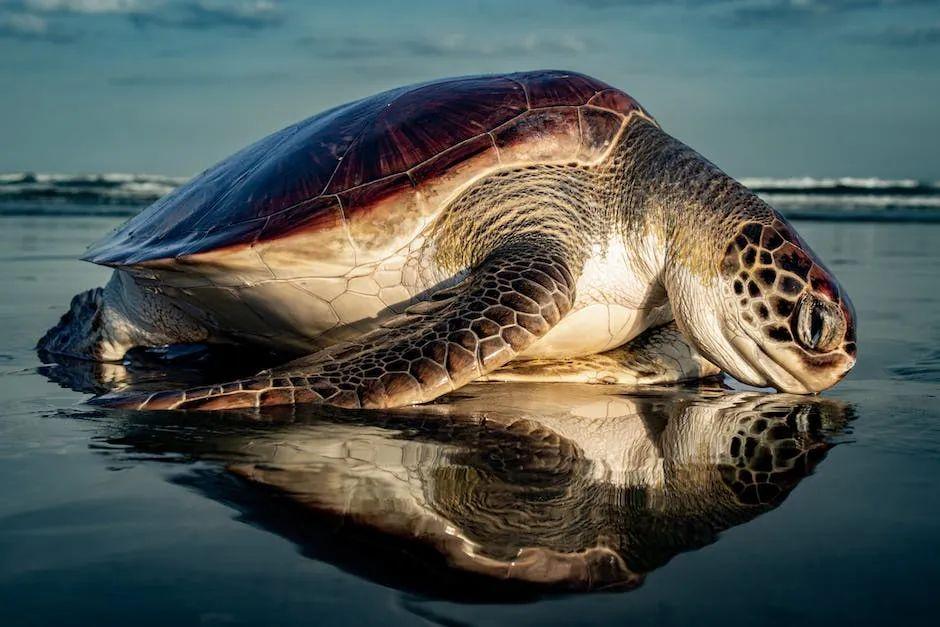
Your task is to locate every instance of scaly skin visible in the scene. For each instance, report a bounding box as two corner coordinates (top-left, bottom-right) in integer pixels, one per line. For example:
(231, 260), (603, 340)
(93, 239), (577, 410)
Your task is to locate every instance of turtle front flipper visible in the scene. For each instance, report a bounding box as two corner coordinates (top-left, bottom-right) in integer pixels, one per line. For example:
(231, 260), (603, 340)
(91, 240), (577, 411)
(483, 322), (720, 385)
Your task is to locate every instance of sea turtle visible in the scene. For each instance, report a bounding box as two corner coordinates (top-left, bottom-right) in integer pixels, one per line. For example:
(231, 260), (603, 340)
(39, 70), (857, 410)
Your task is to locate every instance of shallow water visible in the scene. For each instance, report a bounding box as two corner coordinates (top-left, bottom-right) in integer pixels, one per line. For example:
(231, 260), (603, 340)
(0, 213), (938, 625)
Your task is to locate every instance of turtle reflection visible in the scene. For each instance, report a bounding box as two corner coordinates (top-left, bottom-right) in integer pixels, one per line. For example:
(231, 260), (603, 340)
(91, 384), (851, 595)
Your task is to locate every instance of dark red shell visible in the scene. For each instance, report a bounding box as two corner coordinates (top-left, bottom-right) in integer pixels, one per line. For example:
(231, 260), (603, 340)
(84, 70), (649, 266)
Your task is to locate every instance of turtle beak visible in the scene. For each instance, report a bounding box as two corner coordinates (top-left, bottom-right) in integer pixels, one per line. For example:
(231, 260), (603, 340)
(670, 305), (772, 389)
(728, 334), (813, 393)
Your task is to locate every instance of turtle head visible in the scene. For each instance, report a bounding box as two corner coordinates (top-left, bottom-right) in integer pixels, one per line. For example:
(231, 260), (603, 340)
(668, 214), (856, 393)
(614, 118), (855, 393)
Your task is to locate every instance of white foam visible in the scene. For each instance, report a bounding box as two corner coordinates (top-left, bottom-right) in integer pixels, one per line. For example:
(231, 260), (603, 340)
(759, 193), (940, 208)
(742, 177), (926, 190)
(0, 172), (187, 204)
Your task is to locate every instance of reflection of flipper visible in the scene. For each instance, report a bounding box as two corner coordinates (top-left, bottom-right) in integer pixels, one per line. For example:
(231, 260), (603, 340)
(224, 413), (642, 590)
(228, 452), (639, 591)
(485, 322), (720, 384)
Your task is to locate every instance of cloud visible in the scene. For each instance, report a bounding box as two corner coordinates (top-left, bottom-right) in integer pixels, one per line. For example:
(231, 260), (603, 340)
(0, 10), (73, 41)
(724, 1), (888, 26)
(22, 0), (141, 13)
(108, 69), (289, 86)
(300, 32), (596, 60)
(0, 11), (47, 36)
(566, 0), (744, 10)
(129, 1), (282, 30)
(718, 1), (934, 28)
(567, 0), (933, 27)
(567, 0), (940, 48)
(1, 0), (282, 40)
(852, 22), (940, 46)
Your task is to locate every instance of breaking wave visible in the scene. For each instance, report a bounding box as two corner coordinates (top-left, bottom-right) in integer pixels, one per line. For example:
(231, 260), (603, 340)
(1, 172), (939, 222)
(742, 177), (933, 193)
(745, 177), (940, 222)
(0, 172), (187, 215)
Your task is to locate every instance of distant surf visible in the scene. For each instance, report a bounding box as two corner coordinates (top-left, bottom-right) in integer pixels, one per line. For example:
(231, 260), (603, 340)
(0, 172), (186, 216)
(742, 177), (940, 222)
(2, 172), (939, 222)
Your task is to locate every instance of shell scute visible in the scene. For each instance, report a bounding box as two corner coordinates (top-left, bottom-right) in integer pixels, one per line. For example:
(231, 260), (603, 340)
(326, 76), (526, 193)
(492, 107), (581, 164)
(261, 195), (345, 242)
(340, 173), (424, 256)
(410, 133), (501, 213)
(578, 107), (625, 162)
(410, 133), (498, 187)
(515, 70), (602, 108)
(587, 89), (648, 118)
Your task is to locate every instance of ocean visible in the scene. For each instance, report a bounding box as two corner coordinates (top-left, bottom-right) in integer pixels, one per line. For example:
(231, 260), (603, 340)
(0, 177), (937, 625)
(4, 172), (940, 222)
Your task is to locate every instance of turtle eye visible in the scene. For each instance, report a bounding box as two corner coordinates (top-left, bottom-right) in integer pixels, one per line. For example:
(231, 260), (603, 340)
(794, 295), (842, 353)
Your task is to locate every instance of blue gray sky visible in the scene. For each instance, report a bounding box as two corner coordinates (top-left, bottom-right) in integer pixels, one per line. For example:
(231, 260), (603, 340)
(2, 0), (939, 179)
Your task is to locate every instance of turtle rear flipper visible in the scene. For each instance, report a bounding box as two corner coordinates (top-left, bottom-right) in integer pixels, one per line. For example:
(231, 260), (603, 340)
(485, 322), (720, 385)
(91, 240), (577, 410)
(39, 271), (209, 362)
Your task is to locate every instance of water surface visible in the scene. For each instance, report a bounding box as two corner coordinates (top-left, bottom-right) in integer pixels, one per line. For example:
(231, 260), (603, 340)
(0, 210), (938, 625)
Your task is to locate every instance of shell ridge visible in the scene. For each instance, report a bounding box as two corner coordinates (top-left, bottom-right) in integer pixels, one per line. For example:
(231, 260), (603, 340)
(487, 131), (502, 164)
(503, 74), (532, 110)
(333, 193), (360, 266)
(576, 106), (586, 156)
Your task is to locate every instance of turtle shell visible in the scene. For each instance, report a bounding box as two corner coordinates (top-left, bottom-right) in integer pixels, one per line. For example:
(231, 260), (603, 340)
(84, 70), (651, 268)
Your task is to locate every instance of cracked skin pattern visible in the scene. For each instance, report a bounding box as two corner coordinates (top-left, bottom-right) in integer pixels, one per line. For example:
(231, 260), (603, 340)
(42, 70), (857, 410)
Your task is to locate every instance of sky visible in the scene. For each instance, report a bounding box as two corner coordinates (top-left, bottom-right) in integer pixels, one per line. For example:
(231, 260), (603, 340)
(2, 0), (939, 179)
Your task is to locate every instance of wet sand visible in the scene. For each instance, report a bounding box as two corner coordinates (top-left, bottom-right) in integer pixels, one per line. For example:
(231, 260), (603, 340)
(0, 214), (938, 624)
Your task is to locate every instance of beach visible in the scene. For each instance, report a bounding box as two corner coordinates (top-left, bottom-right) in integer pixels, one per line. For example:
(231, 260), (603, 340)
(0, 199), (938, 624)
